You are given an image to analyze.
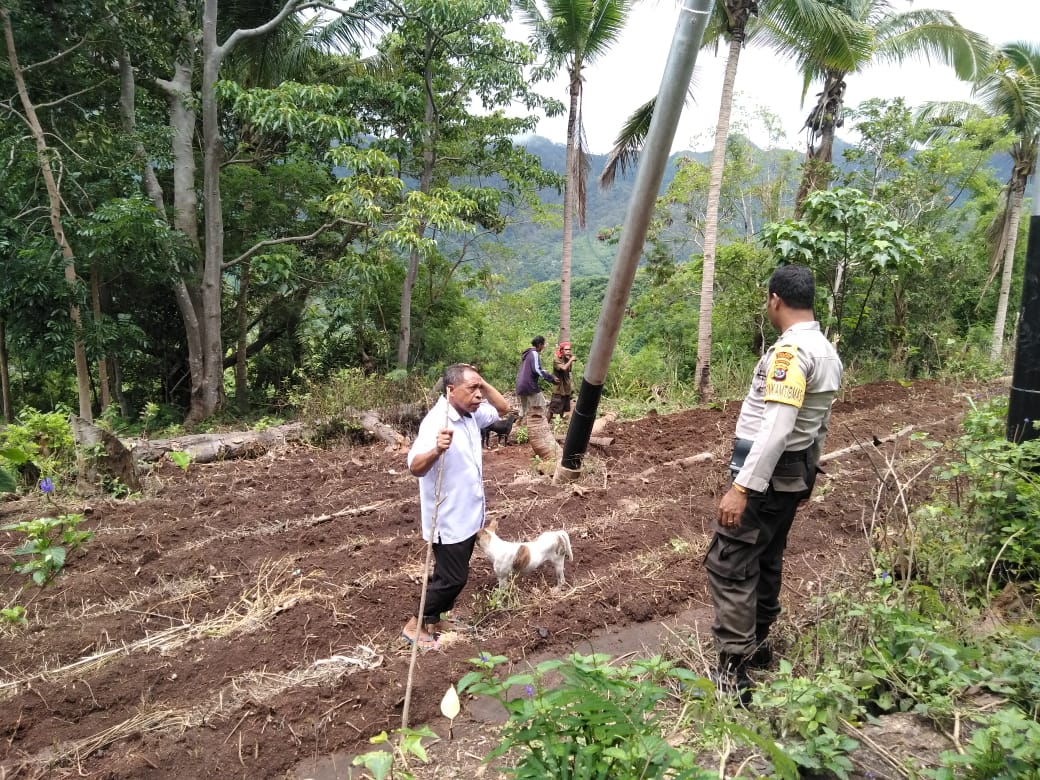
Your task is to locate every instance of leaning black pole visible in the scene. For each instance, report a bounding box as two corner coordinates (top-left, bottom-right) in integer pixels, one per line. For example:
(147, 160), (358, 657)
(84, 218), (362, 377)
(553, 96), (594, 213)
(556, 0), (716, 479)
(1007, 169), (1040, 443)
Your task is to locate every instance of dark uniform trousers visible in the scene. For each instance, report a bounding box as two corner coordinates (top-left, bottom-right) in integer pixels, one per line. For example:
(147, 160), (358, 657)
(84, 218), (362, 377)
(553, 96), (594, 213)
(704, 450), (816, 656)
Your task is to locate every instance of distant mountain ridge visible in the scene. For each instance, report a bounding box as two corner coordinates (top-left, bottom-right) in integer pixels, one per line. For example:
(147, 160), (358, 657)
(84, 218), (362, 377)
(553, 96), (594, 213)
(494, 134), (1010, 289)
(493, 134), (769, 288)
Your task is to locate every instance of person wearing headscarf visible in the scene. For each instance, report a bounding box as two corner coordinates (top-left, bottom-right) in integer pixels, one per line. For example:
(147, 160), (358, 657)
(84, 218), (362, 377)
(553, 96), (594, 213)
(548, 341), (575, 422)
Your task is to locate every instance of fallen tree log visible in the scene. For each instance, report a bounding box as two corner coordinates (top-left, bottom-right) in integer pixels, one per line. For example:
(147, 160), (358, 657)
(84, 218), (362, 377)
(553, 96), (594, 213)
(820, 425), (913, 463)
(127, 422), (308, 464)
(123, 404), (420, 466)
(359, 411), (407, 450)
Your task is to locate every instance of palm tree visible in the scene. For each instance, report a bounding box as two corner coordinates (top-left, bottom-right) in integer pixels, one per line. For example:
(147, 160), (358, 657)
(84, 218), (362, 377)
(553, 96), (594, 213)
(600, 0), (861, 400)
(786, 1), (991, 211)
(516, 0), (632, 344)
(922, 43), (1040, 363)
(692, 0), (758, 401)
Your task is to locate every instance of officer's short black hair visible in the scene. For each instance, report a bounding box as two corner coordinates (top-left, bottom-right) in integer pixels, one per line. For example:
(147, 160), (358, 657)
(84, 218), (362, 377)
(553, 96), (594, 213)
(769, 264), (815, 311)
(531, 335), (546, 348)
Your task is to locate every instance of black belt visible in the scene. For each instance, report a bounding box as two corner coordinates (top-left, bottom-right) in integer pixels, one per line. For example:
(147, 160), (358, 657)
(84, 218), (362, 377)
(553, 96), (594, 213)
(776, 448), (810, 464)
(731, 438), (810, 471)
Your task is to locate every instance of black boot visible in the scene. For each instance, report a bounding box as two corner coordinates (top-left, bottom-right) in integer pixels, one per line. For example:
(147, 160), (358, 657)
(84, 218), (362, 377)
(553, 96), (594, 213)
(747, 639), (773, 670)
(747, 625), (774, 669)
(713, 652), (754, 705)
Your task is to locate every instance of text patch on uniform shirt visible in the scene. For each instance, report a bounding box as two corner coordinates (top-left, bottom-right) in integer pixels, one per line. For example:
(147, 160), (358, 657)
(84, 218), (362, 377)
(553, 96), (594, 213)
(764, 344), (806, 407)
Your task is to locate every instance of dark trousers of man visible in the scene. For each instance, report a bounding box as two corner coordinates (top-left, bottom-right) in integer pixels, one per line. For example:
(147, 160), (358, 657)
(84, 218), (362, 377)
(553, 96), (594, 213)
(421, 534), (477, 626)
(704, 454), (814, 656)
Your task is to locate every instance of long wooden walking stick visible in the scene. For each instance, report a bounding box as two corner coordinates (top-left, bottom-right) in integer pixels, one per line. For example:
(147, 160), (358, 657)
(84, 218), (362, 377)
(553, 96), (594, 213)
(401, 386), (451, 730)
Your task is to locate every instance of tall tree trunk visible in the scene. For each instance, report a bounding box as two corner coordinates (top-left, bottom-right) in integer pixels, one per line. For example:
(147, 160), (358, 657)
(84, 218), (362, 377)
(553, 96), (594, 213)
(163, 57), (208, 420)
(235, 258), (251, 413)
(2, 9), (92, 422)
(696, 26), (745, 401)
(0, 317), (11, 423)
(90, 264), (113, 411)
(795, 70), (846, 215)
(136, 0), (320, 422)
(396, 30), (436, 369)
(888, 278), (908, 363)
(991, 169), (1028, 362)
(196, 0), (228, 424)
(132, 31), (208, 423)
(559, 67), (582, 345)
(112, 355), (130, 417)
(179, 0), (304, 422)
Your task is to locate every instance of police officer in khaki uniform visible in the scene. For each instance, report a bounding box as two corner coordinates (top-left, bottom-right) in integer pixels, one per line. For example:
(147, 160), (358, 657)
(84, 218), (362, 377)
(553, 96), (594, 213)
(705, 264), (843, 701)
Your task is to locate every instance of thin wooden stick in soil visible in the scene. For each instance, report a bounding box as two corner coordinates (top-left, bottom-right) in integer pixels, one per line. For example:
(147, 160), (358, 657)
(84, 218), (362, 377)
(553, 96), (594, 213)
(402, 388), (450, 729)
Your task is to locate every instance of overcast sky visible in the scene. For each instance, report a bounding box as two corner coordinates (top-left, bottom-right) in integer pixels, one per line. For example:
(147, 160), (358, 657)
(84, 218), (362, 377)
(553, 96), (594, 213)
(519, 0), (1026, 154)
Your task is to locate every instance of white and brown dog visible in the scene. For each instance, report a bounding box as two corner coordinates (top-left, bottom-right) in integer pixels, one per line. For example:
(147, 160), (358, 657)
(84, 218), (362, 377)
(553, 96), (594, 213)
(475, 519), (573, 589)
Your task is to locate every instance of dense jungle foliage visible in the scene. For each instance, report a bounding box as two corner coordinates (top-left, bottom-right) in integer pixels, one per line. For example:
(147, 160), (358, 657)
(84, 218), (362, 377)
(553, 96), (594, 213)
(0, 0), (1030, 432)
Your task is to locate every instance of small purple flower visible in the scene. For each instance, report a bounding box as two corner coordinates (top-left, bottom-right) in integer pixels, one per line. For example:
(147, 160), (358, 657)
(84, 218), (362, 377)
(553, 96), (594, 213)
(479, 652), (490, 663)
(880, 572), (891, 582)
(524, 684), (535, 698)
(39, 477), (54, 494)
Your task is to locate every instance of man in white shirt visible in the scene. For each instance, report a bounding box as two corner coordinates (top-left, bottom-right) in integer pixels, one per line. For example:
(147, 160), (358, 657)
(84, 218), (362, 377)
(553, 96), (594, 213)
(402, 363), (509, 649)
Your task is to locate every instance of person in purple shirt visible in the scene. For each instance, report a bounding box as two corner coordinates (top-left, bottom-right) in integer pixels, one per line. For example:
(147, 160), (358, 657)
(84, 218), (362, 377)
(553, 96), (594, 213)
(514, 336), (558, 420)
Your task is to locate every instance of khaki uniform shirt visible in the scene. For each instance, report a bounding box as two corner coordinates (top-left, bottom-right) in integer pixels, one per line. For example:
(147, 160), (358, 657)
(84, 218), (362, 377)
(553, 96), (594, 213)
(733, 321), (843, 494)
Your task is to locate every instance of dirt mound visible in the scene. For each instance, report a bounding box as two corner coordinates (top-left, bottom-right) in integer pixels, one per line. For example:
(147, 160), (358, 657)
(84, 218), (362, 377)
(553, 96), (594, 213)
(0, 379), (995, 778)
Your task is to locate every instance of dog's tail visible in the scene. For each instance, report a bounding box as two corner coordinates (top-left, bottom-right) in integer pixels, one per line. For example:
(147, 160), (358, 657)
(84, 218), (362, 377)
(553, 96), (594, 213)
(558, 530), (573, 560)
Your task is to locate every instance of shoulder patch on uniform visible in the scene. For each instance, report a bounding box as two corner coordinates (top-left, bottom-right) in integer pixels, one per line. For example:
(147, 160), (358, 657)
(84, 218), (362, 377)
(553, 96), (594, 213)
(764, 343), (805, 407)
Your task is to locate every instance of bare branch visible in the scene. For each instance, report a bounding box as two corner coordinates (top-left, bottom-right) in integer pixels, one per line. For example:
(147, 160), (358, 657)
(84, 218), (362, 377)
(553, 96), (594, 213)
(214, 0), (376, 64)
(35, 78), (112, 110)
(222, 218), (367, 269)
(21, 35), (89, 72)
(220, 0), (308, 58)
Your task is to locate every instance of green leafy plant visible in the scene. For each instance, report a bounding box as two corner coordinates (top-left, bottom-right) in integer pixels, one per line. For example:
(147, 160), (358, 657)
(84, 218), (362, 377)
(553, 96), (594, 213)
(292, 367), (427, 423)
(251, 415), (283, 432)
(1, 605), (27, 627)
(138, 401), (184, 437)
(470, 581), (523, 624)
(513, 425), (529, 445)
(917, 398), (1040, 588)
(2, 513), (93, 585)
(101, 475), (136, 499)
(0, 446), (27, 494)
(754, 662), (864, 779)
(168, 450), (193, 473)
(930, 707), (1040, 780)
(0, 409), (77, 487)
(351, 726), (438, 780)
(459, 652), (715, 779)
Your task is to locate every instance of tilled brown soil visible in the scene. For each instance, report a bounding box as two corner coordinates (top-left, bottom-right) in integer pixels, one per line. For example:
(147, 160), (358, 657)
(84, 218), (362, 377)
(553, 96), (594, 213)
(0, 379), (997, 778)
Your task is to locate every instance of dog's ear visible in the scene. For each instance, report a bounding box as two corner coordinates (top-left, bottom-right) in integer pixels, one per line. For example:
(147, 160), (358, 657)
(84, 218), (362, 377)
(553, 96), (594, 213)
(486, 519), (499, 533)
